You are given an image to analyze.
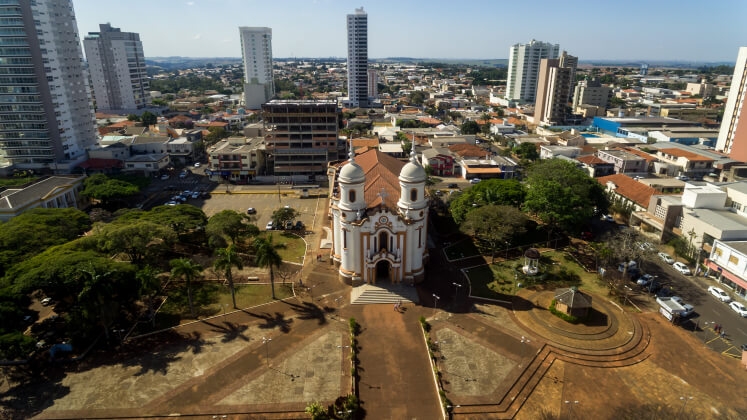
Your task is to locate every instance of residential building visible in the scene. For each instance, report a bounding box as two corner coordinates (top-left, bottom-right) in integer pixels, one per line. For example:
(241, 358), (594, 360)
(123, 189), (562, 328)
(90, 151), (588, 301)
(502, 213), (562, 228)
(421, 148), (454, 176)
(459, 155), (517, 180)
(716, 47), (747, 161)
(598, 174), (658, 212)
(207, 136), (265, 183)
(596, 149), (648, 176)
(707, 240), (747, 299)
(83, 24), (148, 112)
(379, 142), (404, 158)
(659, 107), (719, 122)
(686, 80), (714, 97)
(239, 27), (274, 109)
(592, 116), (699, 139)
(534, 51), (578, 125)
(0, 175), (86, 221)
(576, 155), (614, 177)
(653, 148), (714, 178)
(0, 0), (98, 171)
(262, 100), (344, 181)
(540, 145), (581, 159)
(367, 69), (377, 100)
(572, 78), (611, 109)
(123, 153), (169, 174)
(506, 39), (560, 103)
(346, 8), (369, 107)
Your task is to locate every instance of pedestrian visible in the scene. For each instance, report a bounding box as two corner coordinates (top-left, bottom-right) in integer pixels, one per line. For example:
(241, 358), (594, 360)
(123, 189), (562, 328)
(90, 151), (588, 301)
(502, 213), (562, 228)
(393, 303), (397, 311)
(714, 323), (719, 333)
(720, 329), (726, 339)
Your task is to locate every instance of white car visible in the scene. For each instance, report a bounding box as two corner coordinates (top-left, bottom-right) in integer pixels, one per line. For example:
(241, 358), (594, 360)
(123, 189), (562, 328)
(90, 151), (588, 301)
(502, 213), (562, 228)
(658, 252), (674, 264)
(166, 201), (178, 206)
(191, 192), (200, 199)
(601, 214), (615, 222)
(672, 262), (691, 275)
(40, 297), (52, 306)
(194, 162), (201, 168)
(708, 286), (732, 303)
(470, 178), (481, 184)
(265, 221), (274, 230)
(729, 301), (747, 317)
(160, 174), (169, 180)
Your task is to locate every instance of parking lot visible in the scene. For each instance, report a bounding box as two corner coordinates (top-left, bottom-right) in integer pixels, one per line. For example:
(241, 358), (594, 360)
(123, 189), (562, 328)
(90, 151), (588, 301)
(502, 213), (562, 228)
(198, 192), (322, 230)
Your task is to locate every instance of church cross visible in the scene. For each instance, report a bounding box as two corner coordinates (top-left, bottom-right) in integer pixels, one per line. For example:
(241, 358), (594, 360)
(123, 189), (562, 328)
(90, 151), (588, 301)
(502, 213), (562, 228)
(377, 187), (388, 201)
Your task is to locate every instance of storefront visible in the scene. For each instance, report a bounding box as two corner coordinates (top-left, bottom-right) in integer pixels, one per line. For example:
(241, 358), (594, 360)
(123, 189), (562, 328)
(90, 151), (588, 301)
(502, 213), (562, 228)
(705, 259), (747, 299)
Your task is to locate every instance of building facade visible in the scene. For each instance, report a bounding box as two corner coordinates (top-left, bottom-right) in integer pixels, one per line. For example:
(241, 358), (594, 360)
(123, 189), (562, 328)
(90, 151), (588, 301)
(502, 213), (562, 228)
(346, 8), (369, 107)
(367, 68), (377, 100)
(572, 78), (611, 109)
(328, 149), (429, 285)
(706, 240), (747, 299)
(534, 51), (577, 125)
(716, 47), (747, 162)
(207, 136), (265, 183)
(0, 175), (86, 221)
(262, 100), (345, 181)
(83, 24), (148, 112)
(0, 0), (97, 171)
(505, 39), (560, 103)
(239, 27), (274, 109)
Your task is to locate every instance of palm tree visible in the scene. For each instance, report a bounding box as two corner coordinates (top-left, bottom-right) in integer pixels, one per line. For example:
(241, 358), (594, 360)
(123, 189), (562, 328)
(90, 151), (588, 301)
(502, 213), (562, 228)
(214, 244), (243, 309)
(254, 236), (283, 300)
(136, 266), (161, 327)
(79, 264), (115, 340)
(170, 258), (203, 317)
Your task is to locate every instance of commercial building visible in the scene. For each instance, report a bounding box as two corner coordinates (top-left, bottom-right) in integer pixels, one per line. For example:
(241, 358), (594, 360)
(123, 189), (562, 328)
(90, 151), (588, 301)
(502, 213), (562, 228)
(648, 128), (719, 147)
(596, 149), (648, 176)
(83, 24), (148, 112)
(716, 47), (747, 161)
(534, 51), (578, 125)
(706, 240), (747, 299)
(207, 136), (265, 183)
(506, 39), (560, 103)
(239, 27), (274, 109)
(0, 175), (86, 221)
(346, 8), (369, 107)
(262, 100), (344, 181)
(572, 78), (611, 109)
(0, 0), (98, 171)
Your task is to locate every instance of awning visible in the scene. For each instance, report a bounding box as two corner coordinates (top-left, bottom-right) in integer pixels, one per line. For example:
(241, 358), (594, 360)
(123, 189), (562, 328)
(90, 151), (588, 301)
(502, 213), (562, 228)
(705, 259), (747, 290)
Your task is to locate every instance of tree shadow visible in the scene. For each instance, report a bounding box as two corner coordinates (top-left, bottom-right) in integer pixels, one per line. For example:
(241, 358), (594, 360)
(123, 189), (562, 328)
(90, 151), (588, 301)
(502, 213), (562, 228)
(282, 300), (330, 326)
(120, 331), (206, 377)
(0, 361), (71, 419)
(243, 310), (293, 333)
(201, 320), (250, 342)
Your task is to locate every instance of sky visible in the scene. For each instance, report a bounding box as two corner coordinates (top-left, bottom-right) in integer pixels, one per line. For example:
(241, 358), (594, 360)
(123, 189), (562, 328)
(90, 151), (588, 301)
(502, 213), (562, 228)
(73, 0), (747, 62)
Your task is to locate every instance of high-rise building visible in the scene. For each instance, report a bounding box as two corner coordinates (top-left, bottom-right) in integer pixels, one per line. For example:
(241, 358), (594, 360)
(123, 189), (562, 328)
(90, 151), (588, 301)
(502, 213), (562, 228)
(0, 0), (97, 171)
(506, 39), (560, 103)
(534, 51), (577, 125)
(367, 69), (377, 100)
(239, 27), (274, 109)
(262, 100), (345, 180)
(716, 47), (747, 161)
(572, 78), (611, 109)
(346, 7), (369, 108)
(640, 63), (649, 76)
(83, 24), (148, 112)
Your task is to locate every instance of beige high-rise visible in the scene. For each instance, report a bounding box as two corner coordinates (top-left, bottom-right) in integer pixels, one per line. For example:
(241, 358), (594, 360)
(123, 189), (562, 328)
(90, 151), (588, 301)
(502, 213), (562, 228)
(534, 51), (577, 125)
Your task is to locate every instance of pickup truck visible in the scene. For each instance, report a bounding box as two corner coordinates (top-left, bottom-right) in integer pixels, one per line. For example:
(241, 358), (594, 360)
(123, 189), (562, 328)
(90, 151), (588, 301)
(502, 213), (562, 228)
(656, 296), (691, 321)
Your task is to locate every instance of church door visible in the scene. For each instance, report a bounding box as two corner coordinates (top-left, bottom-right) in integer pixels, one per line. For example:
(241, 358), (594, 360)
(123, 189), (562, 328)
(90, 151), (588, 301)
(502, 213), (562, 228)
(375, 260), (390, 283)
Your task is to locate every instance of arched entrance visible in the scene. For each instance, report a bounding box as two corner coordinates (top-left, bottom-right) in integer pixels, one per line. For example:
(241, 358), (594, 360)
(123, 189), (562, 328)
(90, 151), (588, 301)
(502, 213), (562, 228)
(375, 260), (391, 283)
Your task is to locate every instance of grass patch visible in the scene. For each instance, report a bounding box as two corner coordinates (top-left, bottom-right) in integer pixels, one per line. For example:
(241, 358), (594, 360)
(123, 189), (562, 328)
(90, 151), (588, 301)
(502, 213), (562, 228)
(444, 239), (480, 261)
(464, 264), (518, 299)
(0, 176), (38, 187)
(542, 250), (607, 296)
(261, 231), (306, 263)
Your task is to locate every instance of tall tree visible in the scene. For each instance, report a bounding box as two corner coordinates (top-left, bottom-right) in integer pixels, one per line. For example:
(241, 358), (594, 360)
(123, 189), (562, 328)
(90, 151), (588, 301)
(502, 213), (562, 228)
(448, 178), (526, 223)
(460, 120), (479, 135)
(78, 265), (116, 340)
(96, 221), (176, 265)
(80, 174), (140, 207)
(170, 258), (203, 318)
(271, 207), (299, 228)
(206, 210), (258, 245)
(213, 245), (243, 308)
(136, 266), (161, 327)
(140, 111), (157, 126)
(461, 205), (528, 262)
(254, 236), (283, 299)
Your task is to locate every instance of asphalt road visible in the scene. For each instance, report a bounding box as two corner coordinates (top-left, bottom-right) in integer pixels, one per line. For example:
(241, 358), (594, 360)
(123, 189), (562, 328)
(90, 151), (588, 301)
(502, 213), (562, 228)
(639, 258), (747, 354)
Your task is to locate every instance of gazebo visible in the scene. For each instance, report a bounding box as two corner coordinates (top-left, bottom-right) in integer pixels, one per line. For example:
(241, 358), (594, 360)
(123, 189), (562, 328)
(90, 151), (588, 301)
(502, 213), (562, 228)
(553, 287), (592, 318)
(523, 248), (540, 275)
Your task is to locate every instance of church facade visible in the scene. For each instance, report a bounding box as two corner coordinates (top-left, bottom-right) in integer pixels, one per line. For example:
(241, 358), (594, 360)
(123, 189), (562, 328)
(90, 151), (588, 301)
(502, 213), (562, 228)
(328, 148), (429, 286)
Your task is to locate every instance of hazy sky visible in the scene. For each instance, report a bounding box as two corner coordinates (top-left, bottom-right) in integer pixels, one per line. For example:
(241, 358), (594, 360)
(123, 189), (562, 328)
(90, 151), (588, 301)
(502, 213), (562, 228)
(73, 0), (747, 62)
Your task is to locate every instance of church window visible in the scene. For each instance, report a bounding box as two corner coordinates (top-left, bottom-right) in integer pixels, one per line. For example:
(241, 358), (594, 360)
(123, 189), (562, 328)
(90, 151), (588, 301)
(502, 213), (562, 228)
(379, 231), (388, 252)
(419, 229), (422, 247)
(349, 189), (356, 202)
(410, 188), (417, 201)
(343, 230), (347, 248)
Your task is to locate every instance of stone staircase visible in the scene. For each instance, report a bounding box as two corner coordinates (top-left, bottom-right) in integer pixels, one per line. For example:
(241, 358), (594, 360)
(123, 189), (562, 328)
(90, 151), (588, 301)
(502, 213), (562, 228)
(350, 283), (419, 305)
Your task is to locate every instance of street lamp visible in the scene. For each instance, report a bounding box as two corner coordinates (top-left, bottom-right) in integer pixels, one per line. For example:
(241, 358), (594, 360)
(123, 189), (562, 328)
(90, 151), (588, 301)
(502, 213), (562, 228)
(262, 336), (272, 367)
(432, 293), (440, 311)
(518, 336), (530, 368)
(452, 282), (463, 299)
(111, 328), (125, 342)
(221, 303), (229, 316)
(649, 275), (658, 293)
(564, 400), (579, 419)
(679, 396), (693, 416)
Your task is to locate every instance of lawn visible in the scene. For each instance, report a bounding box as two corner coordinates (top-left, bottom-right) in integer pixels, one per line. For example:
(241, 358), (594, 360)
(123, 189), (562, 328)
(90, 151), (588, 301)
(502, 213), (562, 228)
(141, 282), (294, 332)
(542, 250), (608, 296)
(464, 262), (519, 299)
(262, 231), (306, 263)
(444, 239), (480, 261)
(0, 176), (38, 187)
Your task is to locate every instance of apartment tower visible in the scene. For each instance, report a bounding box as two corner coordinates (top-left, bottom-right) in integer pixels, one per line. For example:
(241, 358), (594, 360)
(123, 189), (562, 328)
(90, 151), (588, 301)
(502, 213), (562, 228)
(716, 47), (747, 162)
(84, 24), (148, 112)
(239, 27), (274, 109)
(572, 78), (611, 109)
(534, 51), (578, 125)
(506, 39), (560, 103)
(0, 0), (97, 171)
(346, 7), (369, 108)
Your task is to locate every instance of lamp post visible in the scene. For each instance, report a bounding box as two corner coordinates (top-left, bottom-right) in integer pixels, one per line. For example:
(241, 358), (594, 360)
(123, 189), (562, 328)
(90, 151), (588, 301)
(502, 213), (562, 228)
(649, 275), (658, 294)
(221, 303), (229, 316)
(432, 293), (440, 312)
(262, 336), (272, 367)
(519, 336), (530, 368)
(452, 282), (463, 300)
(112, 328), (125, 342)
(564, 400), (579, 419)
(679, 396), (693, 416)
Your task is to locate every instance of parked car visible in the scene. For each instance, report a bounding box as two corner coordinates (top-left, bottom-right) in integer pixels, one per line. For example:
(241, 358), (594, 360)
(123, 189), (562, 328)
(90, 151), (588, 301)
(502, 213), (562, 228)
(247, 207), (256, 214)
(160, 174), (169, 180)
(166, 201), (178, 206)
(638, 242), (654, 251)
(581, 231), (594, 240)
(658, 252), (675, 264)
(201, 191), (211, 198)
(191, 192), (200, 199)
(448, 183), (459, 189)
(295, 220), (304, 230)
(636, 274), (654, 286)
(265, 221), (274, 230)
(470, 178), (481, 184)
(729, 301), (747, 317)
(670, 296), (695, 317)
(193, 162), (201, 168)
(618, 260), (638, 273)
(179, 172), (188, 179)
(40, 297), (52, 306)
(285, 220), (293, 230)
(708, 286), (732, 303)
(601, 214), (615, 222)
(183, 190), (192, 195)
(672, 262), (691, 275)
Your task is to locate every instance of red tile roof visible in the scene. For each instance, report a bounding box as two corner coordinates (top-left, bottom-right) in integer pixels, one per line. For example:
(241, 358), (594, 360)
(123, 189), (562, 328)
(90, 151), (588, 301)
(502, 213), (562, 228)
(341, 148), (405, 208)
(576, 155), (609, 165)
(658, 148), (714, 162)
(418, 117), (442, 125)
(448, 143), (488, 158)
(597, 174), (657, 207)
(350, 138), (380, 148)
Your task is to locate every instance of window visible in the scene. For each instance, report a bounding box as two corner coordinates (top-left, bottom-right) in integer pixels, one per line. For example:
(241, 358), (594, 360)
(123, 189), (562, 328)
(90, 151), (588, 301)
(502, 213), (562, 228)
(714, 247), (723, 257)
(379, 231), (387, 252)
(729, 255), (739, 265)
(419, 229), (422, 248)
(349, 189), (356, 202)
(343, 230), (347, 249)
(410, 188), (417, 201)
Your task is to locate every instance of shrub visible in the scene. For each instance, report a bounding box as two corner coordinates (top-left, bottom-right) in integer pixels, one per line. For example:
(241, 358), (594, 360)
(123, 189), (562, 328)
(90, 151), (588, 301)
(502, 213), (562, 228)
(548, 299), (582, 324)
(419, 316), (431, 332)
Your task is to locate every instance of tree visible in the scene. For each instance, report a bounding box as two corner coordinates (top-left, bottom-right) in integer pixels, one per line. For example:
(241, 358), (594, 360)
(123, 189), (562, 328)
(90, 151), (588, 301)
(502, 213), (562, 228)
(116, 204), (207, 235)
(409, 90), (426, 106)
(206, 210), (258, 245)
(448, 179), (526, 223)
(461, 205), (528, 262)
(204, 127), (228, 145)
(401, 139), (412, 155)
(513, 143), (539, 161)
(78, 264), (117, 340)
(96, 220), (176, 265)
(271, 207), (299, 228)
(523, 159), (608, 234)
(81, 174), (140, 207)
(136, 266), (161, 327)
(460, 120), (480, 135)
(668, 236), (691, 263)
(170, 258), (203, 317)
(140, 111), (157, 126)
(305, 401), (329, 420)
(213, 245), (243, 308)
(254, 236), (283, 299)
(0, 332), (35, 360)
(127, 114), (139, 121)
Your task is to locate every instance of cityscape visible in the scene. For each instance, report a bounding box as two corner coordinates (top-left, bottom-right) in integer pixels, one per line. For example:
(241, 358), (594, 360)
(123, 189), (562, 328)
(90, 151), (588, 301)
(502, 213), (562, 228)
(2, 1), (747, 419)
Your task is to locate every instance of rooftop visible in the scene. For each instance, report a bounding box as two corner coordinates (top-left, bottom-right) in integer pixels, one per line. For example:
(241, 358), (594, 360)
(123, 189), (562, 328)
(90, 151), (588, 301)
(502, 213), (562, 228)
(658, 148), (714, 162)
(0, 176), (84, 210)
(598, 174), (659, 207)
(686, 208), (747, 232)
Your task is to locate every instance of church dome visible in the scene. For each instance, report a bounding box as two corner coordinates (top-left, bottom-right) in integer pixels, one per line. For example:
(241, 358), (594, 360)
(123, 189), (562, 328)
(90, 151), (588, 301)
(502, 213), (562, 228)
(338, 153), (365, 184)
(399, 150), (426, 183)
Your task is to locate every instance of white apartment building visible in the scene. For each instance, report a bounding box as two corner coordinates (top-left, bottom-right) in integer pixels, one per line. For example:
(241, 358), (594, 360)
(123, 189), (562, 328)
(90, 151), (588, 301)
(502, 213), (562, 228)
(716, 47), (747, 162)
(346, 8), (369, 108)
(0, 0), (97, 171)
(505, 39), (559, 103)
(239, 27), (274, 109)
(84, 24), (148, 112)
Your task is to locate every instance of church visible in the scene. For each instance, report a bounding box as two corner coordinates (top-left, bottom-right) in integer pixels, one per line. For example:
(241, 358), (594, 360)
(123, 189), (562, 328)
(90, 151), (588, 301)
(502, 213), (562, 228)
(327, 148), (429, 286)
